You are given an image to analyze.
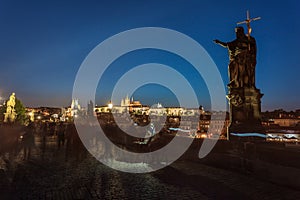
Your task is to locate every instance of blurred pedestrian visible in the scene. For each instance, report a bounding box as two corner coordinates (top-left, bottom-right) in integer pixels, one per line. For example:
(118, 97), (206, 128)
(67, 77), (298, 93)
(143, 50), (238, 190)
(22, 123), (35, 160)
(57, 123), (65, 149)
(65, 123), (76, 161)
(40, 122), (48, 159)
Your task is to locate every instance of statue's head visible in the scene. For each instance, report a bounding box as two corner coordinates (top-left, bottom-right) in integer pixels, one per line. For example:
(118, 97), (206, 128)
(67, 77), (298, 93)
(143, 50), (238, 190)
(235, 26), (245, 38)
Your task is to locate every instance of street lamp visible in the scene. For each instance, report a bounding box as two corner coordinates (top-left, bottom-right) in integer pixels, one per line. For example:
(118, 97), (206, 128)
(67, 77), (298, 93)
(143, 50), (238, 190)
(107, 101), (113, 123)
(28, 112), (34, 122)
(108, 101), (113, 110)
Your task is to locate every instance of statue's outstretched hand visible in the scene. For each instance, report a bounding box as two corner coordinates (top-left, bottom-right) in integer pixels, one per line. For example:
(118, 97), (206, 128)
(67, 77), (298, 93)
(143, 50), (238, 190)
(214, 39), (227, 47)
(213, 39), (220, 44)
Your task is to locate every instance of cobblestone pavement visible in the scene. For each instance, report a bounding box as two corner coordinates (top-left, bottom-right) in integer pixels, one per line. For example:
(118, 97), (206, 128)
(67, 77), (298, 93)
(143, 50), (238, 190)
(169, 161), (300, 200)
(1, 136), (300, 200)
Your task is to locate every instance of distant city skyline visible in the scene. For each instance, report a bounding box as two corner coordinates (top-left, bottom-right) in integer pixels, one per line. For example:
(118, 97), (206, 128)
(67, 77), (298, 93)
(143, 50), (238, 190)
(0, 1), (299, 111)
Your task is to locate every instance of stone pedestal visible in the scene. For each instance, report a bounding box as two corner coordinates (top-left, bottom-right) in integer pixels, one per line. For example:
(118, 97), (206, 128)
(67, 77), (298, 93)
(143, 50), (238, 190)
(227, 87), (265, 140)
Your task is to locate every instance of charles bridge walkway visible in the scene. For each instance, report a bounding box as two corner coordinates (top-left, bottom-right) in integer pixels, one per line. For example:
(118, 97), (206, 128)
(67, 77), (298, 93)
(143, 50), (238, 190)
(1, 135), (300, 200)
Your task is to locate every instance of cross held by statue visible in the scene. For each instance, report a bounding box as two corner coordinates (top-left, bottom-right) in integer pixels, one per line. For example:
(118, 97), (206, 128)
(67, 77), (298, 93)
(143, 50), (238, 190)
(237, 10), (261, 50)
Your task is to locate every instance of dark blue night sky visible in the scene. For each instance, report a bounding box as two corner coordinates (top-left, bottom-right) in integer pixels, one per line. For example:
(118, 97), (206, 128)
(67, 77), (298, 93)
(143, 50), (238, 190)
(0, 0), (299, 111)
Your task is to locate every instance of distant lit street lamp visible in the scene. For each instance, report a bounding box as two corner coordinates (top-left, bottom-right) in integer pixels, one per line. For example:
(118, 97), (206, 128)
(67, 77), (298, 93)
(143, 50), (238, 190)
(28, 112), (34, 122)
(107, 101), (113, 123)
(108, 101), (113, 110)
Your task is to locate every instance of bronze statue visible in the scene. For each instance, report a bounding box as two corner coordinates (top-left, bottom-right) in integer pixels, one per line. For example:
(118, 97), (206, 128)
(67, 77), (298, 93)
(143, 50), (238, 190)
(213, 11), (265, 139)
(214, 26), (256, 88)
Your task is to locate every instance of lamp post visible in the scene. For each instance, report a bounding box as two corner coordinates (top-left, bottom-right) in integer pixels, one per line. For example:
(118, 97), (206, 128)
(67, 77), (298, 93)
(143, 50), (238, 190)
(108, 101), (113, 110)
(107, 101), (113, 123)
(29, 112), (34, 122)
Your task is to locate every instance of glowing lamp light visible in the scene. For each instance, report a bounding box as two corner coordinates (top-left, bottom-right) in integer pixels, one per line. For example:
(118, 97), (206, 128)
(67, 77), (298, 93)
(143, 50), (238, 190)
(108, 102), (113, 109)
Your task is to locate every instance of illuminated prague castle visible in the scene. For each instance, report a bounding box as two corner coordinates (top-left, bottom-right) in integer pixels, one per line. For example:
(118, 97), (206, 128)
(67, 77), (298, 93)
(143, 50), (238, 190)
(121, 95), (131, 107)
